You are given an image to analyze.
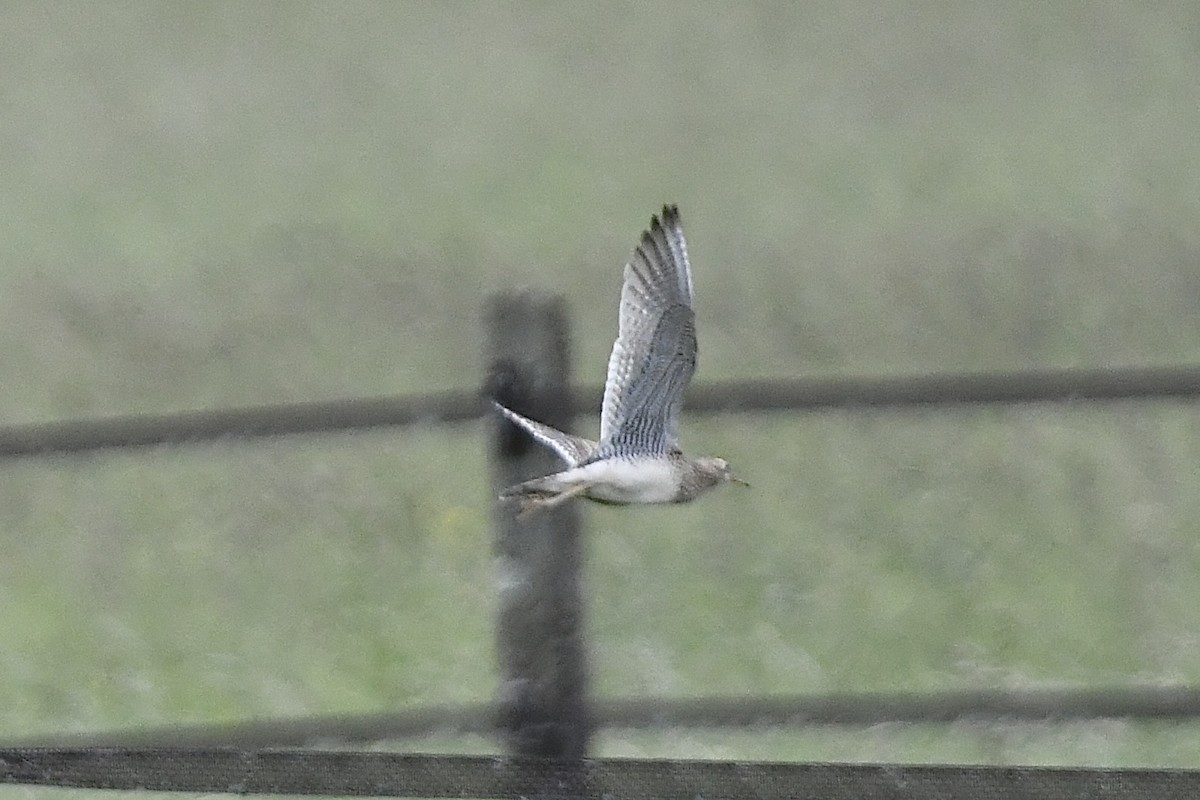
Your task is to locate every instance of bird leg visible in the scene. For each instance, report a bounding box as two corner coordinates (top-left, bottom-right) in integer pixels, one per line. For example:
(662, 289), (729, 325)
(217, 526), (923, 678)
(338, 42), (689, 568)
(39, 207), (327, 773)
(516, 482), (590, 518)
(542, 481), (590, 508)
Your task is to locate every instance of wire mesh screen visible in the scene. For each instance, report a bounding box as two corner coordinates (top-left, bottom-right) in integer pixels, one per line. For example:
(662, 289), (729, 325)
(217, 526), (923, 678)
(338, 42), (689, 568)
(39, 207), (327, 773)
(7, 748), (1200, 799)
(3, 3), (1200, 798)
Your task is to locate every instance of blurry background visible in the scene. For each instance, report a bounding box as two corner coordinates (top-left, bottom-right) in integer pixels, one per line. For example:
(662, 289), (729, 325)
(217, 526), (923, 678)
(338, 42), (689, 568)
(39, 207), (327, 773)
(2, 0), (1200, 773)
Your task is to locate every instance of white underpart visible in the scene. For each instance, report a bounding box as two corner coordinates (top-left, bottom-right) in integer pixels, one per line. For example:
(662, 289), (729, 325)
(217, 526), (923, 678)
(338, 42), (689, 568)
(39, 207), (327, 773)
(552, 457), (679, 504)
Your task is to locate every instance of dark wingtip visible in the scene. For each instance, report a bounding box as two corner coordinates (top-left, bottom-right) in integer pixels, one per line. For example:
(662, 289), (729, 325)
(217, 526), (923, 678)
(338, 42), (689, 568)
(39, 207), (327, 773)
(655, 204), (681, 230)
(641, 204), (682, 252)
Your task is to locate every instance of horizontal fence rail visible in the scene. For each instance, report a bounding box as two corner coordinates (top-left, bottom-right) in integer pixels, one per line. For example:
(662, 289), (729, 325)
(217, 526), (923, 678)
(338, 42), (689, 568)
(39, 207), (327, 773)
(4, 747), (1200, 799)
(2, 364), (1200, 458)
(13, 687), (1200, 749)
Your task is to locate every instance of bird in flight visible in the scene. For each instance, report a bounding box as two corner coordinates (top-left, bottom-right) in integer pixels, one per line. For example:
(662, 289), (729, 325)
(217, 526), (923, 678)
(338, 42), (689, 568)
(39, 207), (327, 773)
(495, 205), (746, 513)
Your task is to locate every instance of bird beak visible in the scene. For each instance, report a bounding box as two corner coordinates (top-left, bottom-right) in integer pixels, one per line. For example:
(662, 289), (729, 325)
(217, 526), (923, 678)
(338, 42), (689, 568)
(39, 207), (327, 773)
(730, 476), (750, 487)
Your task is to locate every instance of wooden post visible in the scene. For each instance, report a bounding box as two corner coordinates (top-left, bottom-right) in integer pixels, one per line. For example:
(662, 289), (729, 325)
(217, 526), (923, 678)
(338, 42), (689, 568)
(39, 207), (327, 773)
(484, 292), (590, 760)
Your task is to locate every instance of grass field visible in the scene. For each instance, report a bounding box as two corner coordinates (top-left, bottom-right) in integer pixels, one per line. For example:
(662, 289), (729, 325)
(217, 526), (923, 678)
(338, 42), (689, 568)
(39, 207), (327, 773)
(3, 1), (1200, 790)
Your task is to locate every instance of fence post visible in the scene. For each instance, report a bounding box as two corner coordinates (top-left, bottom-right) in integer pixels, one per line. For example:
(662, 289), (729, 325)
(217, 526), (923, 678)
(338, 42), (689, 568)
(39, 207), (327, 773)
(484, 292), (590, 760)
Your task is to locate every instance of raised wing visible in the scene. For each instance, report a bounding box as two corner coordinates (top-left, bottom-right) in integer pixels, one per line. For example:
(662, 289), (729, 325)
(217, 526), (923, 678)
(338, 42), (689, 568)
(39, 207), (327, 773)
(493, 402), (599, 467)
(598, 205), (696, 455)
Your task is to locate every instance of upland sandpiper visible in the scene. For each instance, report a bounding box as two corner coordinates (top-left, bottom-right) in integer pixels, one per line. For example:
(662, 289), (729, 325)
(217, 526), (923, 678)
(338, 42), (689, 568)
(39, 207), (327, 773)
(495, 205), (746, 512)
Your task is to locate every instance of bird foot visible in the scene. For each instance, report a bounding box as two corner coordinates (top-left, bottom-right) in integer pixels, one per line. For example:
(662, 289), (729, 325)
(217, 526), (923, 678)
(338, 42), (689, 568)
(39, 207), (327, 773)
(515, 495), (549, 519)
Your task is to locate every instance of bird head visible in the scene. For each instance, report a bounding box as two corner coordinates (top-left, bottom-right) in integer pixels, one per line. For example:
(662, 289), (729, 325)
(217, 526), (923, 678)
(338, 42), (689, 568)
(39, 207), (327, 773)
(695, 457), (750, 490)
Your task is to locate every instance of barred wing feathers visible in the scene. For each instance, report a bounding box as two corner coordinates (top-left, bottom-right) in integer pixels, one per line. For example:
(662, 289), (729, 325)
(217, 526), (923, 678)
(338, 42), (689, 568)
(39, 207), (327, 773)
(598, 205), (697, 456)
(493, 402), (599, 467)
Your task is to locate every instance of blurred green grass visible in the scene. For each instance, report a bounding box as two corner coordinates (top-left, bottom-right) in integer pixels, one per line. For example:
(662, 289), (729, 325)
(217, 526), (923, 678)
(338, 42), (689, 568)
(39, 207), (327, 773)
(3, 0), (1200, 782)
